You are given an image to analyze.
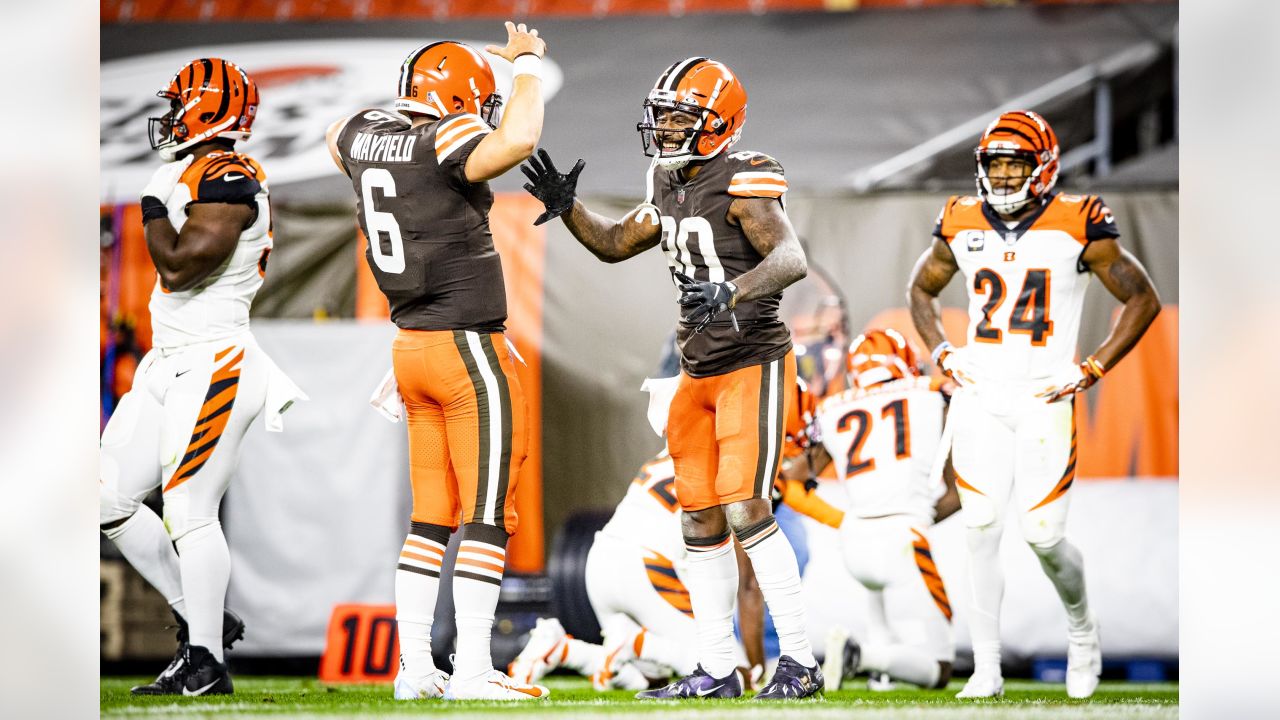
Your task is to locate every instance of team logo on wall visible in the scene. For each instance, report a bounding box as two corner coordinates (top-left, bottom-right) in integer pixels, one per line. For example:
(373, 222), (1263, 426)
(100, 39), (564, 204)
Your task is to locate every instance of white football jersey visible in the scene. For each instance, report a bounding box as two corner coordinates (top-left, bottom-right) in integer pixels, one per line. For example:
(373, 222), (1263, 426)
(600, 452), (685, 563)
(815, 377), (945, 520)
(933, 192), (1120, 382)
(149, 151), (272, 349)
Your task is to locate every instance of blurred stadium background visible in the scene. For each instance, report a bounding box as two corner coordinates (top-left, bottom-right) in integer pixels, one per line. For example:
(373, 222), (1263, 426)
(100, 0), (1177, 686)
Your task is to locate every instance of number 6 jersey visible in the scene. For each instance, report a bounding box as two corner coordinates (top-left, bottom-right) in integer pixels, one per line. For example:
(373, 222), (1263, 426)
(336, 109), (506, 332)
(932, 192), (1120, 382)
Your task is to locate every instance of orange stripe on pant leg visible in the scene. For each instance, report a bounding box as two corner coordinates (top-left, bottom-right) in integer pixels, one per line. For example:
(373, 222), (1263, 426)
(954, 468), (984, 495)
(911, 529), (953, 621)
(165, 349), (243, 492)
(1029, 406), (1078, 511)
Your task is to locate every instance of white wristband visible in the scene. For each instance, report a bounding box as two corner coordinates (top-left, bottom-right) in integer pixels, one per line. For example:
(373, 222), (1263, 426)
(512, 54), (543, 81)
(931, 341), (953, 366)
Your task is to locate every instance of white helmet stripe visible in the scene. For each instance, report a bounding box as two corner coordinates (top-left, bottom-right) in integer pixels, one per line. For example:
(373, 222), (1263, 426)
(660, 57), (702, 91)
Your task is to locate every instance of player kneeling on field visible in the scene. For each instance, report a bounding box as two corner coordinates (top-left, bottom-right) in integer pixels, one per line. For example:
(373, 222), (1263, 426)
(510, 451), (757, 691)
(786, 330), (959, 692)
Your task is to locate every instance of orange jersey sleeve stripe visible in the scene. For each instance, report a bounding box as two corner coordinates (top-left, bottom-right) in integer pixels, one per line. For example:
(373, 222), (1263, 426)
(435, 119), (488, 149)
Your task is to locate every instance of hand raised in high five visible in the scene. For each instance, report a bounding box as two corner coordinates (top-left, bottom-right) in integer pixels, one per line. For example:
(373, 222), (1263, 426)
(484, 21), (546, 62)
(521, 149), (585, 226)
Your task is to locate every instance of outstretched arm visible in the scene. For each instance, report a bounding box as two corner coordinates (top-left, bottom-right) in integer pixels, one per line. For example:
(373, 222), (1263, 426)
(907, 239), (960, 354)
(561, 200), (662, 263)
(1081, 238), (1162, 370)
(729, 197), (807, 303)
(465, 21), (548, 182)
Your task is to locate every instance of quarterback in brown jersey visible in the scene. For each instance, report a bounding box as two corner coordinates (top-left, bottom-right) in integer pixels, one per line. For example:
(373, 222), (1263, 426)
(522, 57), (819, 700)
(325, 22), (550, 702)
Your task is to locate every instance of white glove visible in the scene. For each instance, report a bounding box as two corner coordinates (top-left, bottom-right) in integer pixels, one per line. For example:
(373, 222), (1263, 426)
(1035, 356), (1105, 403)
(140, 155), (194, 204)
(934, 343), (979, 387)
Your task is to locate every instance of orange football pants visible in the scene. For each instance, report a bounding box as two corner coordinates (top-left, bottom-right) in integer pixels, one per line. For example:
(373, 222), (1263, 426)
(667, 351), (796, 512)
(392, 329), (527, 534)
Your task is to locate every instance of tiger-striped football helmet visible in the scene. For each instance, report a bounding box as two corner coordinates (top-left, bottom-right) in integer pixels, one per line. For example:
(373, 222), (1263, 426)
(847, 329), (923, 390)
(149, 58), (258, 162)
(975, 110), (1060, 215)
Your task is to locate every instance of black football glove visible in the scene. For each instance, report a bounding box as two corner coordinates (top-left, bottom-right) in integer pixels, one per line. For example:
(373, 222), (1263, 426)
(674, 271), (739, 334)
(520, 148), (585, 226)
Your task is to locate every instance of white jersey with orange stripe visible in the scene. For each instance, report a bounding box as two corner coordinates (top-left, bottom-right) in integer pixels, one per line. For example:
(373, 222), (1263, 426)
(932, 192), (1121, 383)
(599, 452), (685, 563)
(149, 151), (273, 350)
(814, 377), (945, 521)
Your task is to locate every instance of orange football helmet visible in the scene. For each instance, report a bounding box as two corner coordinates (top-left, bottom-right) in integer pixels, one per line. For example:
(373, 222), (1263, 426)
(847, 329), (922, 390)
(150, 58), (258, 162)
(394, 41), (501, 125)
(975, 110), (1060, 215)
(638, 57), (747, 170)
(783, 377), (818, 458)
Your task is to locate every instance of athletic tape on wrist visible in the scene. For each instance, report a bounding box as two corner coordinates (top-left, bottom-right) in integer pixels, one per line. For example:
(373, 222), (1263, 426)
(512, 53), (542, 81)
(931, 341), (953, 367)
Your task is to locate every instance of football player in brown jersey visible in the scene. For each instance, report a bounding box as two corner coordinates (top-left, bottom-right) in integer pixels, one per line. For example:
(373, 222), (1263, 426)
(325, 22), (551, 701)
(522, 58), (820, 700)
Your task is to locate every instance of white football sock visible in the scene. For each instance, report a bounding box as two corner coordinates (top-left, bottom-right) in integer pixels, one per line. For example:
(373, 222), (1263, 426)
(174, 521), (231, 663)
(860, 643), (941, 688)
(1031, 537), (1092, 631)
(102, 505), (185, 607)
(738, 517), (816, 668)
(638, 630), (699, 676)
(396, 522), (450, 676)
(452, 524), (507, 681)
(682, 530), (740, 679)
(965, 524), (1004, 674)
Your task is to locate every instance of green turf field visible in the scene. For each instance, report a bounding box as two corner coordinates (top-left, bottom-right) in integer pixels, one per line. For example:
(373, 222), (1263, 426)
(101, 675), (1178, 718)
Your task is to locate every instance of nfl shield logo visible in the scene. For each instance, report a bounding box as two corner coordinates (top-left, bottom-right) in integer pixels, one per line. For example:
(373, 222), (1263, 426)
(677, 188), (686, 204)
(1004, 231), (1018, 245)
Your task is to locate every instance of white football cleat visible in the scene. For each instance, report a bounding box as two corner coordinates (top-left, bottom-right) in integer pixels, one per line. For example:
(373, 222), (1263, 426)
(508, 617), (569, 685)
(444, 669), (549, 700)
(956, 670), (1004, 699)
(822, 625), (852, 691)
(598, 616), (646, 682)
(393, 669), (449, 699)
(1066, 617), (1102, 699)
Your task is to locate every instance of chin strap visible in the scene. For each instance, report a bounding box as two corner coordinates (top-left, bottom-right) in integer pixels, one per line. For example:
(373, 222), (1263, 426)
(635, 155), (662, 226)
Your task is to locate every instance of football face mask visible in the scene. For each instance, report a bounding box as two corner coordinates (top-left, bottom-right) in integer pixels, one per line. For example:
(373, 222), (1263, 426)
(638, 98), (711, 169)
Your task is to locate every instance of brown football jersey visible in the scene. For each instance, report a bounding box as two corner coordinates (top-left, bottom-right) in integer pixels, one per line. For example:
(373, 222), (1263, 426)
(337, 109), (506, 332)
(652, 150), (793, 377)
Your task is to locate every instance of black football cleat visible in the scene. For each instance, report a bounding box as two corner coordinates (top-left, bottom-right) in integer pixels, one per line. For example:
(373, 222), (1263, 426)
(130, 608), (245, 695)
(635, 664), (743, 700)
(130, 648), (188, 695)
(180, 645), (234, 696)
(754, 655), (824, 700)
